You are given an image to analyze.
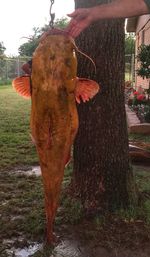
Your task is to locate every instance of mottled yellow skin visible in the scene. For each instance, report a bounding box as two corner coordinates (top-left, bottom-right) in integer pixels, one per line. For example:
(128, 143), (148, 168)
(31, 35), (79, 244)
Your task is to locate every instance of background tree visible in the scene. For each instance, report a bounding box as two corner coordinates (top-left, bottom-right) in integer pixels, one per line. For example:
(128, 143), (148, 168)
(72, 0), (137, 213)
(125, 33), (135, 82)
(0, 42), (6, 82)
(18, 27), (40, 57)
(0, 42), (6, 57)
(18, 18), (69, 57)
(125, 33), (135, 55)
(54, 17), (69, 29)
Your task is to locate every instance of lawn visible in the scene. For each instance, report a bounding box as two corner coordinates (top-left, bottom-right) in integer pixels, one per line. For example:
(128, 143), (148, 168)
(0, 85), (38, 170)
(0, 85), (150, 257)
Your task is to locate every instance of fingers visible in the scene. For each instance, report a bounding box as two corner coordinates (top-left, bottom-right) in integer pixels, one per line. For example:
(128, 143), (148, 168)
(40, 8), (91, 40)
(73, 29), (82, 38)
(66, 19), (89, 38)
(65, 19), (77, 34)
(66, 9), (92, 38)
(67, 26), (82, 38)
(66, 17), (81, 38)
(67, 24), (86, 38)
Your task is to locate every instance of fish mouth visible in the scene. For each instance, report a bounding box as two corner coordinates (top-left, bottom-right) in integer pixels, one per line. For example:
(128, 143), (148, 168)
(46, 28), (69, 36)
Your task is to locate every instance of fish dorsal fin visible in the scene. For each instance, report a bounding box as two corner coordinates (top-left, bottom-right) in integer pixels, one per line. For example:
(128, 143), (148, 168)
(75, 78), (99, 104)
(12, 76), (31, 99)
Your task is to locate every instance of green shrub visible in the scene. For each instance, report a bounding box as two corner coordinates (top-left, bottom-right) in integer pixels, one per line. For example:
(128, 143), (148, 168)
(0, 79), (12, 85)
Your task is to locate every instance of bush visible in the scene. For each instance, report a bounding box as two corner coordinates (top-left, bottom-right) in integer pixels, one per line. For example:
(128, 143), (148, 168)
(131, 104), (150, 123)
(144, 105), (150, 122)
(136, 44), (150, 79)
(0, 79), (12, 85)
(130, 90), (146, 105)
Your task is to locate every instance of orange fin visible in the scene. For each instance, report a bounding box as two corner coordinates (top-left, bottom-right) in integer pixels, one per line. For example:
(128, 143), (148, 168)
(75, 78), (99, 104)
(12, 76), (31, 99)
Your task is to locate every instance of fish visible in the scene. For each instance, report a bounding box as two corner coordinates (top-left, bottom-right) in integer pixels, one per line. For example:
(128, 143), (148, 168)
(12, 30), (99, 244)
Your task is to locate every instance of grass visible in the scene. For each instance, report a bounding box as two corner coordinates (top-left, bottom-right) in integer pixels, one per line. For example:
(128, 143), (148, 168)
(129, 133), (150, 143)
(0, 85), (38, 169)
(129, 133), (150, 150)
(0, 172), (45, 241)
(0, 85), (150, 256)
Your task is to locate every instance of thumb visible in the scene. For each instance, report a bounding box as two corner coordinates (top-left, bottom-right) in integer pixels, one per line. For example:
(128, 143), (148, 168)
(67, 11), (76, 18)
(67, 9), (81, 18)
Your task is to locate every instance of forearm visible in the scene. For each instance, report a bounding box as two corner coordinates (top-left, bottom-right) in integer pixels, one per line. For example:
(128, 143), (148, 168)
(92, 0), (149, 20)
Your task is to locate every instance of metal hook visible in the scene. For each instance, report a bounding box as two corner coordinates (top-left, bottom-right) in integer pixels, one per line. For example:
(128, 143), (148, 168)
(49, 0), (55, 28)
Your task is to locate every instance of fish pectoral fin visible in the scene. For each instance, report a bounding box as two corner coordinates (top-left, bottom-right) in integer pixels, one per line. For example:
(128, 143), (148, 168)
(75, 78), (100, 104)
(12, 75), (31, 99)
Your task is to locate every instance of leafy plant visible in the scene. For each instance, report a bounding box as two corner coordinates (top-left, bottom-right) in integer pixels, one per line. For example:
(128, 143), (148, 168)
(136, 44), (150, 79)
(131, 104), (150, 123)
(125, 33), (135, 55)
(132, 91), (146, 106)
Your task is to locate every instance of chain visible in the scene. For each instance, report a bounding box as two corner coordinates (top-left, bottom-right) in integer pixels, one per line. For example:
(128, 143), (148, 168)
(49, 0), (55, 28)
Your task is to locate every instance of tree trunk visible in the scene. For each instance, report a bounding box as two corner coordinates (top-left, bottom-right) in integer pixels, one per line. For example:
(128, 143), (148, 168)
(72, 0), (137, 213)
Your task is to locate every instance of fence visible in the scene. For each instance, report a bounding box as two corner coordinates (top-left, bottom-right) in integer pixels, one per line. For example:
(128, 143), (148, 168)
(0, 54), (135, 84)
(0, 57), (30, 84)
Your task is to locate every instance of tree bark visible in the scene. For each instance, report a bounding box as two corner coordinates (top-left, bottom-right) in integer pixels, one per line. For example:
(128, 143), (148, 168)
(72, 0), (137, 213)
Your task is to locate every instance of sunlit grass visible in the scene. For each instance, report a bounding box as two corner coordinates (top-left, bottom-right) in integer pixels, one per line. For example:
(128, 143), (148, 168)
(0, 85), (38, 169)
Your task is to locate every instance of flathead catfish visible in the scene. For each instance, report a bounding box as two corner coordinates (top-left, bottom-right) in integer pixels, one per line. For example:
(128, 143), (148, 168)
(32, 35), (79, 244)
(13, 31), (99, 244)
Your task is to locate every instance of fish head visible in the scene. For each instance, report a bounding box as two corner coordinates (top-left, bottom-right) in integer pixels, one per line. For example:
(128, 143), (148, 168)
(32, 33), (77, 93)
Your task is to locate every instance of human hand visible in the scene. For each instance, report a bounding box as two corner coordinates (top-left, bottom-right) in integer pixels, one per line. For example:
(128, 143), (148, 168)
(67, 8), (94, 38)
